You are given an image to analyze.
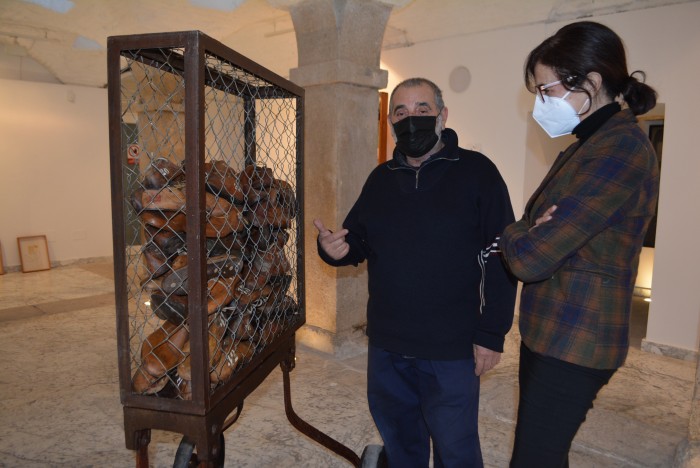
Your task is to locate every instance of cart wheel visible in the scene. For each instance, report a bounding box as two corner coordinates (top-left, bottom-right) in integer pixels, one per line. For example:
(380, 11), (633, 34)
(360, 444), (387, 468)
(173, 433), (225, 468)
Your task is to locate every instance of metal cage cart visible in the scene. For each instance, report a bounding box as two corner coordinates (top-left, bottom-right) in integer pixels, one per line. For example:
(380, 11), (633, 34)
(107, 30), (372, 467)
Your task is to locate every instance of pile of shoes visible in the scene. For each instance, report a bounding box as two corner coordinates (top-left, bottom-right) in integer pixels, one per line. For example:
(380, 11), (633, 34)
(129, 157), (299, 399)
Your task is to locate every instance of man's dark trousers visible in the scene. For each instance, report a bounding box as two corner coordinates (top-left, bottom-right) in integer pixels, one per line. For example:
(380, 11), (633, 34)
(367, 345), (483, 468)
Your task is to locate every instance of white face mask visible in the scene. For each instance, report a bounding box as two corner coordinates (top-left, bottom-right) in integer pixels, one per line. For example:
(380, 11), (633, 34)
(532, 92), (584, 138)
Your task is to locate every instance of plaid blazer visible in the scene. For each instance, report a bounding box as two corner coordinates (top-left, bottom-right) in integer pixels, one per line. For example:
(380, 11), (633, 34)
(501, 109), (659, 369)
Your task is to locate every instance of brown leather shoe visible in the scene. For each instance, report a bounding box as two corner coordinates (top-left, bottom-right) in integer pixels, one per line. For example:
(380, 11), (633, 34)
(246, 183), (295, 227)
(142, 242), (172, 278)
(209, 233), (246, 256)
(257, 320), (283, 346)
(132, 365), (168, 394)
(141, 320), (189, 378)
(206, 205), (246, 238)
(151, 292), (188, 324)
(150, 275), (237, 320)
(257, 281), (295, 317)
(244, 179), (296, 228)
(232, 281), (273, 306)
(143, 158), (185, 189)
(277, 294), (299, 317)
(130, 188), (145, 213)
(260, 179), (296, 209)
(139, 186), (187, 212)
(141, 277), (164, 295)
(206, 276), (238, 315)
(247, 226), (289, 251)
(210, 336), (240, 384)
(176, 376), (192, 400)
(235, 340), (256, 365)
(145, 227), (185, 258)
(239, 164), (275, 192)
(135, 185), (230, 216)
(140, 211), (187, 233)
(204, 192), (231, 217)
(177, 312), (228, 382)
(160, 268), (187, 296)
(245, 201), (289, 229)
(228, 311), (283, 347)
(161, 253), (244, 296)
(205, 160), (246, 203)
(142, 243), (188, 281)
(176, 340), (192, 381)
(227, 308), (257, 341)
(164, 232), (247, 258)
(207, 313), (229, 377)
(171, 254), (188, 271)
(243, 245), (291, 290)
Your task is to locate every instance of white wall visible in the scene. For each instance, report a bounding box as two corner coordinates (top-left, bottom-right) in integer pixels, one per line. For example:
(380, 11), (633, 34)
(381, 23), (535, 213)
(0, 79), (113, 269)
(0, 2), (697, 354)
(622, 4), (700, 353)
(380, 1), (700, 354)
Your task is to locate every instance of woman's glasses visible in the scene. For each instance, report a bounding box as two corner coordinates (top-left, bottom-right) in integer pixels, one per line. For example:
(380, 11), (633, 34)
(535, 80), (562, 102)
(536, 76), (579, 102)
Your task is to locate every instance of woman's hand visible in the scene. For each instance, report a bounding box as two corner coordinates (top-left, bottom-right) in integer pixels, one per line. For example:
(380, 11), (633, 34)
(531, 205), (557, 230)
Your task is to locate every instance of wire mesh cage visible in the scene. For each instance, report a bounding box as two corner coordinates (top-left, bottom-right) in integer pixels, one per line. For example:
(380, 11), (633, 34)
(107, 31), (305, 458)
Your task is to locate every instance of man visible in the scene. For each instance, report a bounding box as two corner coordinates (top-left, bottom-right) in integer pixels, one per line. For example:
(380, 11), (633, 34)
(314, 77), (516, 467)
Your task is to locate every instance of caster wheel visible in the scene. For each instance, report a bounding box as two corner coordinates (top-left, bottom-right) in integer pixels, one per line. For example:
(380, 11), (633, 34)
(173, 433), (225, 468)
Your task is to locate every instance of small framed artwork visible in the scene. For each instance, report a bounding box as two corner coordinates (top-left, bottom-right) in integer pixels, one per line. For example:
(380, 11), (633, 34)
(17, 235), (51, 273)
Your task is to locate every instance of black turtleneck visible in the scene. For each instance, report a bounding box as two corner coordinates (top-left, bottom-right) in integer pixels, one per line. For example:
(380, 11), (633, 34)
(572, 102), (622, 141)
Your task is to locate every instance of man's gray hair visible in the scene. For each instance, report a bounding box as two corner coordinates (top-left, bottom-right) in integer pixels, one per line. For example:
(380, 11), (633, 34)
(389, 78), (445, 114)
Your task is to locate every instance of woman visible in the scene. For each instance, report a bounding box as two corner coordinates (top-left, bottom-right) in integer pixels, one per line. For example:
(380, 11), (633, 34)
(499, 21), (660, 467)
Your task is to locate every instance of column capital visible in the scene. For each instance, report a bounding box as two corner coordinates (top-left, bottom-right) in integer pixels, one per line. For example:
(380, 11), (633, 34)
(270, 0), (397, 69)
(290, 60), (387, 89)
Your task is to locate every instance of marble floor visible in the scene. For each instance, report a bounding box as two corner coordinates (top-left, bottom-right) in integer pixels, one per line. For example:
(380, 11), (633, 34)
(0, 262), (695, 467)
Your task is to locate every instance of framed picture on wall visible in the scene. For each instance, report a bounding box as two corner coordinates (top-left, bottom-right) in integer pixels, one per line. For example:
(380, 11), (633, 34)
(17, 235), (51, 273)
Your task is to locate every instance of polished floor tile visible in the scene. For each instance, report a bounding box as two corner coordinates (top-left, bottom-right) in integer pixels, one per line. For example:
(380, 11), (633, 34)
(0, 262), (694, 467)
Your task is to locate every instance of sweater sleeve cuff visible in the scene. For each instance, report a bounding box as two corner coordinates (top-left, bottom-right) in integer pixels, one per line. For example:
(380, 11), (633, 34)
(317, 236), (350, 266)
(473, 329), (506, 353)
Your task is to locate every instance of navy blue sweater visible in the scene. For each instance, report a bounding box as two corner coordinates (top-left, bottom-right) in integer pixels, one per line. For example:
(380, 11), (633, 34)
(318, 129), (517, 360)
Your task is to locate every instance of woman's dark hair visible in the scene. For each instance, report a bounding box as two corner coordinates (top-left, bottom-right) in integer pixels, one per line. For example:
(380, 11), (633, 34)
(524, 21), (657, 115)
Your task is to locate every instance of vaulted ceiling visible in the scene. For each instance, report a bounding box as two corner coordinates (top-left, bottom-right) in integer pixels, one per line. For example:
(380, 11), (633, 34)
(0, 0), (694, 88)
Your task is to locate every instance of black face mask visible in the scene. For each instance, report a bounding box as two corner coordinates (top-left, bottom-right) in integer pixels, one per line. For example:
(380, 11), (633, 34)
(392, 115), (440, 158)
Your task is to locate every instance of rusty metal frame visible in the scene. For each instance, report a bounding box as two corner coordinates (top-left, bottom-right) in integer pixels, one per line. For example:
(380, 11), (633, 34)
(107, 30), (359, 466)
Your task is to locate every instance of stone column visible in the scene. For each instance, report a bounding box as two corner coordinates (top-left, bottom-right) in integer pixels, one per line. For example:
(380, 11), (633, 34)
(269, 0), (407, 356)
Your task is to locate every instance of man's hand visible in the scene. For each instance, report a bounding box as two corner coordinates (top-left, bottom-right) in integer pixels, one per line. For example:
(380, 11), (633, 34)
(474, 344), (501, 376)
(314, 219), (350, 261)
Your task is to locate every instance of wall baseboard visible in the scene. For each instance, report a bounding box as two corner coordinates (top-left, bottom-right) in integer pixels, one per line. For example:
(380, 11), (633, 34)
(53, 256), (114, 268)
(2, 255), (114, 274)
(641, 338), (698, 362)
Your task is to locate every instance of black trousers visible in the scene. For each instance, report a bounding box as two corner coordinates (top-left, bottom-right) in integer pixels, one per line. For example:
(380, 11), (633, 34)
(510, 342), (616, 468)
